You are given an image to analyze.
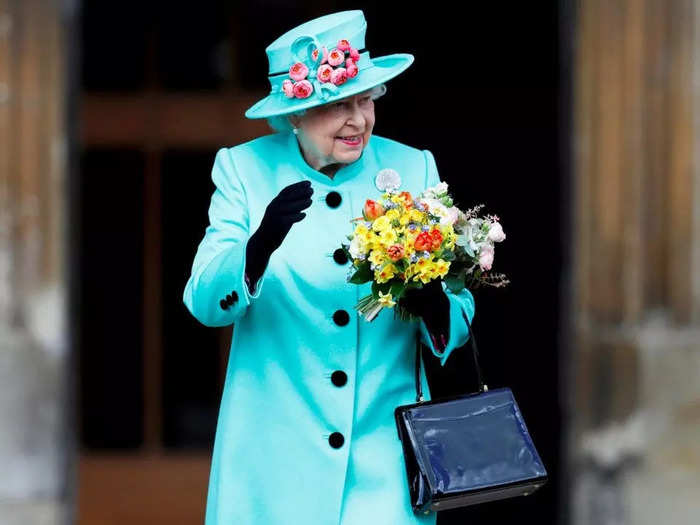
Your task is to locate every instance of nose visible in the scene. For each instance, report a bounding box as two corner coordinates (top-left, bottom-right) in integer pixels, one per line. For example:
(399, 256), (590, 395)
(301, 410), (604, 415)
(347, 99), (366, 129)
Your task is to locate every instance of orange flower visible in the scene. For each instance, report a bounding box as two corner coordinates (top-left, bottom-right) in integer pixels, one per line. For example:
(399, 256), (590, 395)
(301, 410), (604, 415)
(387, 244), (405, 261)
(430, 229), (443, 250)
(363, 199), (385, 220)
(414, 231), (433, 252)
(398, 191), (414, 209)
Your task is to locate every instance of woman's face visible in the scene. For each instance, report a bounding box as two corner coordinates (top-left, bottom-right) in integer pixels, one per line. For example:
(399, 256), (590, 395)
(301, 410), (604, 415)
(291, 89), (376, 171)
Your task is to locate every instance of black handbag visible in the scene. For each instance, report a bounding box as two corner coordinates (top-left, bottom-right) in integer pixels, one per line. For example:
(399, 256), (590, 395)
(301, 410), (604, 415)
(394, 309), (548, 514)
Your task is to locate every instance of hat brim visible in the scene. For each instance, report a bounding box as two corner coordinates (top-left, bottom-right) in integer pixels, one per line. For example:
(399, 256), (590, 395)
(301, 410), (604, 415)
(244, 53), (414, 120)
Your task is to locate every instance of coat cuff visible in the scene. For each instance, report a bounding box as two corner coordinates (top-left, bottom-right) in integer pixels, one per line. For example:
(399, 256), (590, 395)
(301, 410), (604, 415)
(418, 287), (475, 367)
(183, 235), (268, 327)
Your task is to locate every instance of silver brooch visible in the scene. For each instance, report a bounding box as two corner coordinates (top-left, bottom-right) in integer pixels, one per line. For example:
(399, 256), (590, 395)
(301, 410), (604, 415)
(375, 168), (402, 192)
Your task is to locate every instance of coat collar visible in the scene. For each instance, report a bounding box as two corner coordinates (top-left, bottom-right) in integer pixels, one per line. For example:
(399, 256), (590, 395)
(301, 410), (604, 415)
(287, 130), (371, 186)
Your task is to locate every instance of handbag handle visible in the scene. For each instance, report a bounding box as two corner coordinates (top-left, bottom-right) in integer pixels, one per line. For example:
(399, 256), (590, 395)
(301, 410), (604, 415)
(415, 307), (488, 402)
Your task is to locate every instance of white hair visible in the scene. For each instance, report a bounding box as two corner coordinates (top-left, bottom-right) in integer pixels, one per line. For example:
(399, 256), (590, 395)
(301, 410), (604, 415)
(265, 83), (388, 133)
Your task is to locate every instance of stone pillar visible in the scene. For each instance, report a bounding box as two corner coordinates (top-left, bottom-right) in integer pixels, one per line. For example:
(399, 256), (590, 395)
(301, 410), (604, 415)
(0, 0), (74, 523)
(568, 1), (700, 523)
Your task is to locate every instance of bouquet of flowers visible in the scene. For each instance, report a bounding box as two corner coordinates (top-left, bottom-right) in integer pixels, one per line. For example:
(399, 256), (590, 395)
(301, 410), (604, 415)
(340, 181), (509, 322)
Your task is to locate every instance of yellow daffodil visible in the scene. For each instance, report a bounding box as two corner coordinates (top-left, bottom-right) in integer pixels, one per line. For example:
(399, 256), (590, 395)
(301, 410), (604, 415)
(354, 223), (369, 236)
(404, 264), (415, 279)
(379, 229), (397, 246)
(417, 272), (433, 284)
(375, 263), (396, 283)
(372, 215), (391, 232)
(378, 290), (396, 308)
(368, 249), (385, 266)
(361, 230), (375, 244)
(385, 208), (400, 222)
(434, 258), (450, 278)
(414, 257), (431, 271)
(409, 209), (425, 223)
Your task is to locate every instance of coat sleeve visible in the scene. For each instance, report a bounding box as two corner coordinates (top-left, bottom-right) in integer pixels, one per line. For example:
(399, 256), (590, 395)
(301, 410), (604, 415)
(183, 147), (268, 327)
(417, 148), (476, 367)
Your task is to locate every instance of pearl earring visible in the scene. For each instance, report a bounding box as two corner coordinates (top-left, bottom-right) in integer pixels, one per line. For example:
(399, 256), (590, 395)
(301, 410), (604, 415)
(293, 127), (298, 135)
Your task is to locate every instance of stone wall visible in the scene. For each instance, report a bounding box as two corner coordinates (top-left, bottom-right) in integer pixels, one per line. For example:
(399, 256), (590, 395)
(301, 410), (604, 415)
(0, 1), (74, 524)
(568, 1), (700, 523)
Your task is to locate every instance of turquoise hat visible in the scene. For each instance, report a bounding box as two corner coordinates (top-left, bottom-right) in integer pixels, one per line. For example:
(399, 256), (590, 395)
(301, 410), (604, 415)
(244, 10), (414, 120)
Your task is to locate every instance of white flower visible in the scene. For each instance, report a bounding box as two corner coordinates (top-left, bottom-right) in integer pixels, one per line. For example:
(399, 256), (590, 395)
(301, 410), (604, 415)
(433, 181), (448, 195)
(487, 221), (506, 242)
(349, 236), (366, 259)
(420, 197), (448, 219)
(443, 206), (460, 226)
(375, 168), (402, 192)
(422, 181), (448, 198)
(420, 197), (439, 209)
(429, 203), (460, 226)
(478, 244), (494, 271)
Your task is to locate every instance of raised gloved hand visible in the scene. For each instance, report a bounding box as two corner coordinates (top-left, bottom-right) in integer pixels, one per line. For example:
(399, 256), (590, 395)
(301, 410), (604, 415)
(398, 278), (451, 352)
(245, 180), (313, 291)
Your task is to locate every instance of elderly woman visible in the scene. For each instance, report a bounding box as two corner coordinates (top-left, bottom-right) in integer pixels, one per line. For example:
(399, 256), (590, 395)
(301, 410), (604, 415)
(183, 10), (475, 525)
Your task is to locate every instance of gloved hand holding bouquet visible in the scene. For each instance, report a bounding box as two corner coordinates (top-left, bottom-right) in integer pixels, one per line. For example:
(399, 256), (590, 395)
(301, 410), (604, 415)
(340, 181), (509, 324)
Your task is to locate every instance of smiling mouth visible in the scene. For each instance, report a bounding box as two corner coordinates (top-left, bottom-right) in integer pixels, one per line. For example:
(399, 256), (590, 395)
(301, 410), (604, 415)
(335, 135), (362, 144)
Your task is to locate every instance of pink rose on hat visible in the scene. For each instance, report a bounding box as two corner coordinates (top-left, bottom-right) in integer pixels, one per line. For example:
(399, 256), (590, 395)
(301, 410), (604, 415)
(331, 67), (348, 86)
(293, 80), (313, 98)
(316, 64), (334, 83)
(282, 79), (295, 98)
(327, 48), (345, 67)
(311, 46), (328, 64)
(289, 62), (309, 81)
(345, 59), (358, 78)
(282, 37), (360, 101)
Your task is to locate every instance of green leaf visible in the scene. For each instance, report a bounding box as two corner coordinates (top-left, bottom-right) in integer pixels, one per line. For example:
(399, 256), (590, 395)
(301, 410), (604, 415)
(441, 250), (455, 261)
(349, 262), (373, 284)
(389, 281), (406, 299)
(341, 244), (353, 259)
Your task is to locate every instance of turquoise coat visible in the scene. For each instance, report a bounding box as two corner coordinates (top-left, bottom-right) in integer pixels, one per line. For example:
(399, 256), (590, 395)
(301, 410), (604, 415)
(183, 130), (476, 524)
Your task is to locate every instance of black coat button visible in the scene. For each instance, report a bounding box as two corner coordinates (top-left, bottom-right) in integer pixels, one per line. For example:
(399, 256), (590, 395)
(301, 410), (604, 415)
(333, 248), (348, 265)
(226, 294), (234, 305)
(329, 431), (345, 448)
(230, 290), (238, 302)
(333, 309), (350, 326)
(219, 299), (229, 310)
(326, 191), (342, 208)
(331, 370), (347, 387)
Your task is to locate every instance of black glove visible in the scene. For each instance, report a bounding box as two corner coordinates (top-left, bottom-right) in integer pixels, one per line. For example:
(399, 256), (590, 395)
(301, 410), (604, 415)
(245, 180), (313, 290)
(398, 278), (450, 352)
